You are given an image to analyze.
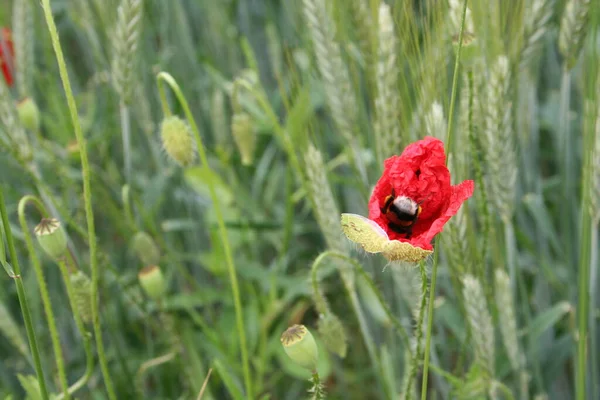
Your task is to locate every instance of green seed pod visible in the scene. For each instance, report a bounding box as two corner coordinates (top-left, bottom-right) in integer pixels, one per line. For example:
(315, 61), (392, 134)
(280, 324), (319, 370)
(70, 271), (93, 324)
(160, 116), (195, 167)
(231, 112), (255, 166)
(318, 313), (347, 358)
(34, 218), (67, 260)
(131, 231), (160, 266)
(138, 265), (167, 300)
(16, 97), (40, 133)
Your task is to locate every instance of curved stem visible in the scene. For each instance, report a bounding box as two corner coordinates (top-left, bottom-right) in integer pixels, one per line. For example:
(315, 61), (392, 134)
(0, 188), (49, 400)
(421, 1), (469, 398)
(17, 196), (70, 399)
(40, 2), (116, 399)
(156, 71), (253, 399)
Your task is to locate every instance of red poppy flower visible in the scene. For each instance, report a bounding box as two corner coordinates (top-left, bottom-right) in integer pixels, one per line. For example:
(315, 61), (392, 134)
(0, 28), (14, 87)
(368, 136), (474, 251)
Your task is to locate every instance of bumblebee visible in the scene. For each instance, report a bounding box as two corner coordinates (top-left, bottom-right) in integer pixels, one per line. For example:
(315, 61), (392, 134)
(380, 189), (423, 238)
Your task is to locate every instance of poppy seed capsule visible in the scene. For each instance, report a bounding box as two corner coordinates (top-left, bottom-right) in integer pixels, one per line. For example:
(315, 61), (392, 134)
(280, 324), (318, 370)
(131, 231), (160, 266)
(17, 97), (40, 132)
(231, 112), (255, 166)
(160, 116), (195, 167)
(34, 218), (67, 260)
(138, 265), (167, 300)
(70, 271), (93, 324)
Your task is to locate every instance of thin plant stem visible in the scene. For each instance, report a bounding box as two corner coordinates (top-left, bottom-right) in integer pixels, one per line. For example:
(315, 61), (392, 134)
(559, 67), (574, 267)
(17, 196), (70, 399)
(120, 101), (132, 184)
(590, 224), (599, 399)
(577, 190), (593, 400)
(0, 187), (49, 400)
(403, 262), (429, 399)
(421, 2), (469, 398)
(40, 1), (117, 398)
(156, 72), (253, 399)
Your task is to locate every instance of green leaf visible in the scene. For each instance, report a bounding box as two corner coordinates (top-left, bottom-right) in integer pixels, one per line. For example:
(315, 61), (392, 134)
(522, 301), (572, 342)
(212, 359), (245, 400)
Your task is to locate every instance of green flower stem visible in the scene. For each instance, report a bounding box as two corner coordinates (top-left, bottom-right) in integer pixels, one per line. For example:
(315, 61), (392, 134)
(39, 2), (116, 399)
(309, 370), (326, 400)
(421, 2), (468, 399)
(17, 195), (70, 399)
(0, 187), (49, 400)
(309, 250), (411, 350)
(156, 72), (253, 399)
(576, 193), (593, 400)
(403, 262), (428, 399)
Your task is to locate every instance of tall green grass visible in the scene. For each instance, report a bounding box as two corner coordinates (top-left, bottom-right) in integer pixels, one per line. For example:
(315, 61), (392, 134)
(0, 0), (598, 399)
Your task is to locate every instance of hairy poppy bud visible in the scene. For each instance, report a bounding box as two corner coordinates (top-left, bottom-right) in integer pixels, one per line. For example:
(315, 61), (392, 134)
(131, 231), (160, 266)
(231, 112), (255, 166)
(280, 324), (318, 370)
(160, 116), (195, 167)
(138, 265), (167, 300)
(318, 313), (347, 358)
(17, 97), (40, 132)
(34, 218), (67, 260)
(70, 271), (93, 323)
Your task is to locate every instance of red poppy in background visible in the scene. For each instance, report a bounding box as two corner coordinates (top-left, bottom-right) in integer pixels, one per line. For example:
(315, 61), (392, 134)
(0, 28), (14, 87)
(368, 136), (474, 251)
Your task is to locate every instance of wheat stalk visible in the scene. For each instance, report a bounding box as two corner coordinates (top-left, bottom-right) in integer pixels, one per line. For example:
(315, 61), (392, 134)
(558, 0), (592, 70)
(463, 274), (495, 378)
(484, 56), (516, 222)
(494, 269), (523, 371)
(112, 0), (143, 104)
(304, 143), (346, 254)
(0, 77), (30, 160)
(374, 3), (400, 162)
(303, 0), (365, 180)
(12, 0), (34, 98)
(520, 0), (555, 70)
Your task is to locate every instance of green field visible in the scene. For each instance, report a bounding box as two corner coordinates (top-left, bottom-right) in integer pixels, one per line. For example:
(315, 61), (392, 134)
(0, 0), (599, 399)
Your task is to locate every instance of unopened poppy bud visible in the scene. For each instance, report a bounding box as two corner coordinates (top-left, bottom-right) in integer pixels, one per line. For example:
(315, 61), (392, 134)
(70, 271), (93, 323)
(131, 231), (160, 266)
(318, 313), (347, 358)
(280, 324), (318, 370)
(34, 218), (67, 260)
(17, 97), (40, 132)
(160, 116), (195, 167)
(138, 265), (167, 300)
(231, 112), (255, 166)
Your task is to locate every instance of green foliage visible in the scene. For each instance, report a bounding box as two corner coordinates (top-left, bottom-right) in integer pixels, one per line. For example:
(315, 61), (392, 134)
(0, 0), (599, 399)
